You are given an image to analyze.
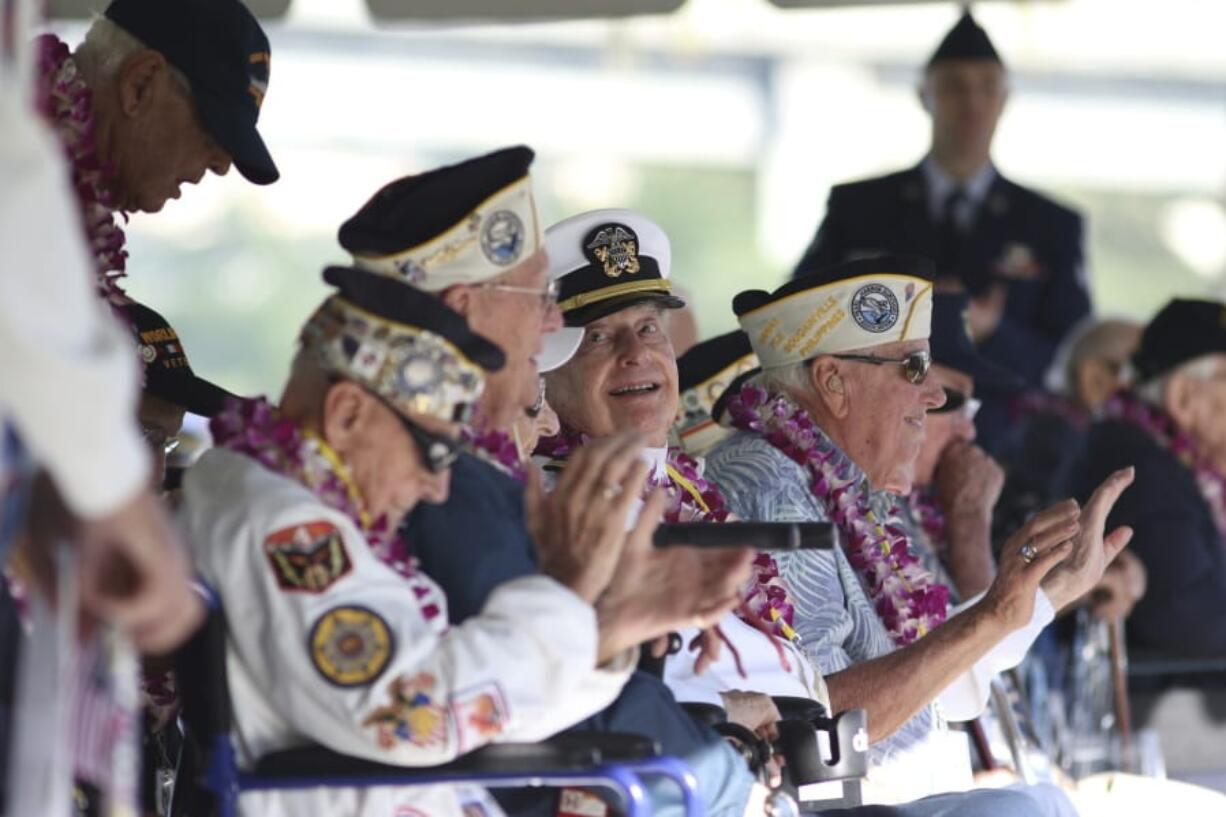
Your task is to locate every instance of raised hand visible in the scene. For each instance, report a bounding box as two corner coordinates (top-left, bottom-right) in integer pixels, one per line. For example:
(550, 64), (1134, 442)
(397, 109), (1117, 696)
(525, 431), (650, 604)
(1042, 467), (1136, 611)
(981, 499), (1081, 631)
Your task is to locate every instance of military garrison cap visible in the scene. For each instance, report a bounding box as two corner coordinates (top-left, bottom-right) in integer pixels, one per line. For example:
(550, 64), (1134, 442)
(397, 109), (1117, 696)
(927, 9), (1003, 69)
(301, 266), (505, 424)
(339, 147), (539, 292)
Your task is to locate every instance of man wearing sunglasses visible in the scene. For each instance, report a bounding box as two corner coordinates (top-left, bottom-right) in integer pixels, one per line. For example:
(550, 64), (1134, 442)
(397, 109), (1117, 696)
(706, 257), (1133, 810)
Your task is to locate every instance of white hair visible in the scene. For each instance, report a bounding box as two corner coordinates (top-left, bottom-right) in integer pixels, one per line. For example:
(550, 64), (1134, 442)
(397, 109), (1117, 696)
(73, 16), (189, 90)
(1136, 354), (1219, 406)
(756, 360), (813, 402)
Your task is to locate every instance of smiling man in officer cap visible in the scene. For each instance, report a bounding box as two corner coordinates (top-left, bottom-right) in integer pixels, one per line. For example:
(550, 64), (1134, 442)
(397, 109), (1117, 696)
(792, 9), (1089, 453)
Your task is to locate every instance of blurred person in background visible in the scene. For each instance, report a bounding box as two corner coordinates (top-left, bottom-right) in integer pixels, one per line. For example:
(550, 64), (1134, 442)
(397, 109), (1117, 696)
(792, 9), (1090, 453)
(1075, 299), (1226, 656)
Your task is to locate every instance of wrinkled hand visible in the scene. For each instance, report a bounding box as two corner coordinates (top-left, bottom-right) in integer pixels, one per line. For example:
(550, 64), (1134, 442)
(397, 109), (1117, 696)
(935, 441), (1005, 523)
(1041, 468), (1136, 611)
(525, 431), (649, 604)
(719, 689), (782, 742)
(595, 491), (754, 663)
(1091, 549), (1147, 621)
(981, 499), (1081, 631)
(967, 284), (1007, 343)
(19, 474), (202, 655)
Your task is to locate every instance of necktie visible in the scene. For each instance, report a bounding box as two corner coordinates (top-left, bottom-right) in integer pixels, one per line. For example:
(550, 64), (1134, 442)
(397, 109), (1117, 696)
(938, 186), (968, 282)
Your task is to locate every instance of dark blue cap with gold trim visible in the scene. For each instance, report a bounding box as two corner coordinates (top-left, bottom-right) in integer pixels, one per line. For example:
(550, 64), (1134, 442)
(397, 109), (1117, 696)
(545, 208), (684, 327)
(105, 0), (278, 184)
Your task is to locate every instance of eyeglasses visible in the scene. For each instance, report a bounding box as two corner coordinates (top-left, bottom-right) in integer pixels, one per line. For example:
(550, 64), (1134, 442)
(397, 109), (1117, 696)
(141, 425), (181, 455)
(929, 387), (982, 419)
(830, 349), (932, 384)
(476, 279), (559, 309)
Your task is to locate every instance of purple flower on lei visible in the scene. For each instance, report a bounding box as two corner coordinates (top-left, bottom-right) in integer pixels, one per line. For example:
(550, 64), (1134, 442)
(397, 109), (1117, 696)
(725, 383), (949, 647)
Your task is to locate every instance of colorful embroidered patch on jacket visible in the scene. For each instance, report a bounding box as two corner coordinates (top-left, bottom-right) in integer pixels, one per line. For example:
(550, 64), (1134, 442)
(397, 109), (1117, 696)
(309, 605), (393, 687)
(264, 521), (352, 593)
(451, 682), (509, 752)
(363, 672), (448, 749)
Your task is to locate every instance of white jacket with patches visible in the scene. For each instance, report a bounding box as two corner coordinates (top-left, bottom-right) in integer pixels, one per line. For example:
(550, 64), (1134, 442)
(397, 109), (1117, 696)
(180, 448), (635, 817)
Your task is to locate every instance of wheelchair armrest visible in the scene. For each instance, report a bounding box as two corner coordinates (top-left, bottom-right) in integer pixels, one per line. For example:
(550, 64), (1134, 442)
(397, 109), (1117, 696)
(253, 740), (602, 780)
(681, 702), (728, 728)
(773, 709), (868, 785)
(551, 731), (661, 761)
(772, 696), (827, 723)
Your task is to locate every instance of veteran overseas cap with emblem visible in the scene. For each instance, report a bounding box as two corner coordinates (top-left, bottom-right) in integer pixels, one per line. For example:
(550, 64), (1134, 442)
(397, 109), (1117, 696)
(929, 292), (1022, 393)
(927, 9), (1003, 69)
(302, 266), (505, 425)
(734, 256), (935, 371)
(545, 208), (685, 327)
(104, 0), (279, 184)
(675, 330), (759, 456)
(122, 301), (235, 417)
(1131, 298), (1226, 384)
(339, 146), (539, 292)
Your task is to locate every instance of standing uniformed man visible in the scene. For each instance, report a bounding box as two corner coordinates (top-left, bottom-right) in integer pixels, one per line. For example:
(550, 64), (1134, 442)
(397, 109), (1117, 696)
(792, 9), (1090, 451)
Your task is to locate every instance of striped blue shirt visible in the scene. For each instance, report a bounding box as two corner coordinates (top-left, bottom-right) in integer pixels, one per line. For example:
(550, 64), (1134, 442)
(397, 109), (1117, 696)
(705, 429), (940, 765)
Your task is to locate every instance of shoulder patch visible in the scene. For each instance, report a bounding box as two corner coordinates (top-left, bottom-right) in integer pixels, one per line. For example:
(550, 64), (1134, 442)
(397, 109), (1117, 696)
(451, 682), (509, 752)
(363, 671), (448, 749)
(265, 521), (352, 594)
(309, 605), (394, 688)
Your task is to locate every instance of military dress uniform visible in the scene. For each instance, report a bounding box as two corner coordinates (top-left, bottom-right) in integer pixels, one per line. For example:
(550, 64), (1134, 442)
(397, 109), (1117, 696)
(179, 265), (636, 817)
(792, 11), (1090, 451)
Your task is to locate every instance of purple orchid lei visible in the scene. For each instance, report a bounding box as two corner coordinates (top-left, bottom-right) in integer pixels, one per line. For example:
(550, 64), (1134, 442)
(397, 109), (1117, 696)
(725, 383), (949, 646)
(908, 486), (948, 562)
(1105, 390), (1226, 538)
(37, 35), (129, 307)
(211, 397), (444, 624)
(462, 427), (526, 482)
(535, 425), (800, 643)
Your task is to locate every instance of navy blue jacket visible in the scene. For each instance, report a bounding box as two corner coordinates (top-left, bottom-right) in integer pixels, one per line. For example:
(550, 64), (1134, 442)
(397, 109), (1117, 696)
(793, 164), (1090, 391)
(1073, 419), (1226, 656)
(405, 453), (743, 816)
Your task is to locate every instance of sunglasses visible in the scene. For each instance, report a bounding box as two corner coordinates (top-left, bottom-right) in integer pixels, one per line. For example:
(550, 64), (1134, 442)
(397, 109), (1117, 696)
(929, 387), (982, 419)
(830, 349), (932, 384)
(368, 390), (462, 473)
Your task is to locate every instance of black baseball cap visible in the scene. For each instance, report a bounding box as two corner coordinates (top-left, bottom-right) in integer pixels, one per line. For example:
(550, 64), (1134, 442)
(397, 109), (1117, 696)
(123, 302), (235, 417)
(104, 0), (279, 185)
(1133, 298), (1226, 383)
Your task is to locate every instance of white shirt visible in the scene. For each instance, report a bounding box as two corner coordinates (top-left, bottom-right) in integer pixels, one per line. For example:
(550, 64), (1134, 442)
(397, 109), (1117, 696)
(0, 39), (148, 518)
(922, 156), (997, 233)
(181, 449), (635, 817)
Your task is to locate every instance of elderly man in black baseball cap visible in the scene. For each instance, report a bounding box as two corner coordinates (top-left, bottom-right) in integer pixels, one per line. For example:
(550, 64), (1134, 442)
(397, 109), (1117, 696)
(1076, 298), (1226, 655)
(36, 0), (277, 300)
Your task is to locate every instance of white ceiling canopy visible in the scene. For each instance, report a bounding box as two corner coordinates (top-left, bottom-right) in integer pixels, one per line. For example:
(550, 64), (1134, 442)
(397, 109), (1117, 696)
(46, 0), (292, 19)
(364, 0), (684, 21)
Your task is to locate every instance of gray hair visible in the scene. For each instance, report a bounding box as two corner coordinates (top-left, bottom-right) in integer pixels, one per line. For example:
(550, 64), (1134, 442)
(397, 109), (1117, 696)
(755, 360), (813, 402)
(1136, 354), (1219, 406)
(74, 16), (190, 90)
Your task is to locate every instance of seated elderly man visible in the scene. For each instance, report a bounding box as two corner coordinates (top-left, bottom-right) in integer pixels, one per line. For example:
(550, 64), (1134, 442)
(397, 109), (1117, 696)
(179, 263), (752, 817)
(540, 211), (1070, 817)
(36, 0), (277, 302)
(705, 257), (1134, 808)
(1075, 299), (1226, 655)
(319, 150), (763, 817)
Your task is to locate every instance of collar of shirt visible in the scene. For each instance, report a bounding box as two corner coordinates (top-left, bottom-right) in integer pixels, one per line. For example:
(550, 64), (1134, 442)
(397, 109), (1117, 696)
(640, 444), (669, 482)
(922, 156), (996, 228)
